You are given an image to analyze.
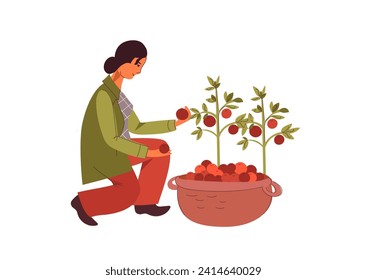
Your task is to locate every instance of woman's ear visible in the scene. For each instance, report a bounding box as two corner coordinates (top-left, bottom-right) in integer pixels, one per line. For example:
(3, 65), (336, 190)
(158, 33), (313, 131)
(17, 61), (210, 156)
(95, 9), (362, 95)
(130, 57), (139, 65)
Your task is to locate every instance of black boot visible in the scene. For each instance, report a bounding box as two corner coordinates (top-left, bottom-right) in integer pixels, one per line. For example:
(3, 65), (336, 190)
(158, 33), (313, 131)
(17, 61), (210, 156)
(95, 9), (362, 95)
(135, 204), (170, 216)
(71, 195), (98, 226)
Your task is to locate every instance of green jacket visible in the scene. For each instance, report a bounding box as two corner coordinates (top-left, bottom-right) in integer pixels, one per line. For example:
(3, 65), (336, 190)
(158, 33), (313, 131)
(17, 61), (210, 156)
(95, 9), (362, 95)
(81, 76), (176, 184)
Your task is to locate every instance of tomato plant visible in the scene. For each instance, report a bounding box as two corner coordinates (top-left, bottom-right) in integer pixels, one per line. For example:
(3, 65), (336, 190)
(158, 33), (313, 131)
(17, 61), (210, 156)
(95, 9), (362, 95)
(237, 86), (299, 174)
(190, 76), (243, 166)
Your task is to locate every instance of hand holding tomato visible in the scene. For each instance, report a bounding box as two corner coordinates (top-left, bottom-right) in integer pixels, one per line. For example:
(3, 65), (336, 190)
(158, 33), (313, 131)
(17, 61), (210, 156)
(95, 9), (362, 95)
(147, 147), (171, 157)
(175, 106), (191, 126)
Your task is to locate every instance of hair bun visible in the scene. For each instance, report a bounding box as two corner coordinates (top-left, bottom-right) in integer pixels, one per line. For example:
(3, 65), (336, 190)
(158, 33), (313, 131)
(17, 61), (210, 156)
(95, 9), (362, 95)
(104, 56), (117, 74)
(103, 41), (147, 74)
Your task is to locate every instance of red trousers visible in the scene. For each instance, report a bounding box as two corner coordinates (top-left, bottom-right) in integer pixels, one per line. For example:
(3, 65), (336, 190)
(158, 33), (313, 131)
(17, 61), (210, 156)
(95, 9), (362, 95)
(78, 138), (170, 217)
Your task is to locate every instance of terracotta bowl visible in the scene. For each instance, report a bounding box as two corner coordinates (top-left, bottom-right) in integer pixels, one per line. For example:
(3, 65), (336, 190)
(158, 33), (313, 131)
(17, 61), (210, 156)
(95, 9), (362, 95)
(167, 175), (282, 227)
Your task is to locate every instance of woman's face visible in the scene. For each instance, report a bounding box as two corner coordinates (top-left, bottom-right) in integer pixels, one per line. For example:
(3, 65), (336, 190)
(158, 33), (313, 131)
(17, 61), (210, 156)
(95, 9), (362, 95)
(118, 57), (147, 79)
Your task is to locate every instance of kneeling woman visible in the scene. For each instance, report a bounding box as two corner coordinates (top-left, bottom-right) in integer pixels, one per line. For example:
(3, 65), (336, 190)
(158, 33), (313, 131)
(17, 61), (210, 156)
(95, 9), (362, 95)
(71, 40), (190, 226)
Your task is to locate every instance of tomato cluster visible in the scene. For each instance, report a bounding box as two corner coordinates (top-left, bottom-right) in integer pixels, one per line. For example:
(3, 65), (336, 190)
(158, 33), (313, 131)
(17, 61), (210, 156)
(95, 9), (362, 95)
(248, 119), (285, 145)
(201, 108), (239, 135)
(182, 160), (267, 182)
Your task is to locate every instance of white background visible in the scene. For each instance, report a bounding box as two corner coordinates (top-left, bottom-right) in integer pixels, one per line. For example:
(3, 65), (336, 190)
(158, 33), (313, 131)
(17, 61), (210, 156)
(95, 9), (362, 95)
(1, 0), (366, 279)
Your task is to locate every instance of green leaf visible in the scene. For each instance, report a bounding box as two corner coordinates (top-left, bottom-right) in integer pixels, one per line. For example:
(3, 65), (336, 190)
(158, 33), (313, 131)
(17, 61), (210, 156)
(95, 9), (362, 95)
(272, 103), (280, 113)
(257, 105), (263, 112)
(281, 124), (292, 133)
(206, 94), (216, 102)
(248, 113), (254, 122)
(214, 82), (221, 89)
(253, 86), (260, 96)
(288, 127), (300, 133)
(207, 76), (214, 86)
(237, 137), (249, 150)
(252, 108), (261, 113)
(243, 139), (249, 150)
(195, 114), (202, 125)
(205, 86), (215, 91)
(251, 97), (261, 101)
(270, 101), (274, 111)
(216, 76), (220, 83)
(272, 115), (285, 119)
(279, 108), (289, 113)
(235, 113), (246, 122)
(202, 103), (208, 112)
(237, 121), (247, 128)
(227, 104), (239, 109)
(262, 86), (266, 94)
(192, 127), (203, 140)
(259, 93), (266, 99)
(283, 132), (294, 139)
(232, 97), (243, 103)
(241, 126), (248, 135)
(190, 108), (199, 114)
(225, 92), (234, 102)
(197, 128), (203, 140)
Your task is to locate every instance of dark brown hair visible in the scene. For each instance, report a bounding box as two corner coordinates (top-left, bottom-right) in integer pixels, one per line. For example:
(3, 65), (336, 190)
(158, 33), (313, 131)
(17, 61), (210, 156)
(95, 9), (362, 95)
(104, 40), (147, 74)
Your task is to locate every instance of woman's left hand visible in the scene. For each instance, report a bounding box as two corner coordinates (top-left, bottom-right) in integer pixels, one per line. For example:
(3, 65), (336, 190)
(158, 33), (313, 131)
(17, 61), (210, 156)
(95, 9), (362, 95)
(175, 106), (191, 126)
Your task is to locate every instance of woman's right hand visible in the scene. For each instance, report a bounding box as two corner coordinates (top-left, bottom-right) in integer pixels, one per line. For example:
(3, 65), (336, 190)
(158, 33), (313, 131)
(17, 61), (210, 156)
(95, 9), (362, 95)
(146, 148), (171, 158)
(175, 106), (191, 127)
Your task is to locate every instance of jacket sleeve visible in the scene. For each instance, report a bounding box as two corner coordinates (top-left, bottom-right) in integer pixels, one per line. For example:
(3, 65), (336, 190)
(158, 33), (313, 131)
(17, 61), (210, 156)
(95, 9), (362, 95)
(96, 90), (149, 158)
(128, 111), (176, 134)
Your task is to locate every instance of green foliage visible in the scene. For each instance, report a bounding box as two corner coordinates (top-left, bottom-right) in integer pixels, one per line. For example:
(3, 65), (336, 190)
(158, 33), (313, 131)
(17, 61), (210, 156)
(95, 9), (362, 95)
(189, 76), (243, 165)
(236, 85), (300, 173)
(187, 76), (300, 171)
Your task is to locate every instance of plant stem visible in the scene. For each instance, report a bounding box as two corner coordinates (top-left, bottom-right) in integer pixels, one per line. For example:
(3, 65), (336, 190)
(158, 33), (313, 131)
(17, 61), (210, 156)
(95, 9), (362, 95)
(249, 139), (262, 146)
(265, 113), (274, 122)
(265, 132), (282, 146)
(200, 111), (216, 117)
(219, 122), (236, 135)
(252, 121), (263, 127)
(215, 87), (220, 166)
(261, 97), (266, 174)
(203, 129), (217, 136)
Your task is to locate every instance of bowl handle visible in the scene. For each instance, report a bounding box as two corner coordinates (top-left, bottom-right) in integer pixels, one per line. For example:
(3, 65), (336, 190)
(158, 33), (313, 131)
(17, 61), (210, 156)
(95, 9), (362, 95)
(263, 180), (282, 197)
(167, 176), (178, 190)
